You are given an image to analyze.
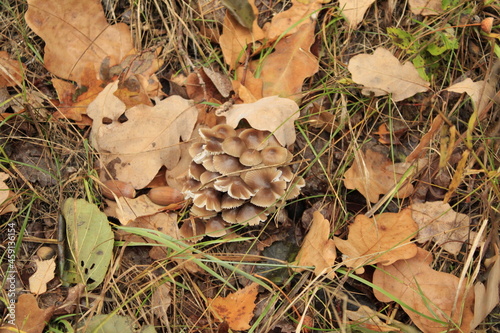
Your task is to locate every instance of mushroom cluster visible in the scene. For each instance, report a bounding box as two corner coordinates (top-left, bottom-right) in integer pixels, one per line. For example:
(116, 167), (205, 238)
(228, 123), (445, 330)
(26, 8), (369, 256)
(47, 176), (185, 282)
(182, 124), (304, 238)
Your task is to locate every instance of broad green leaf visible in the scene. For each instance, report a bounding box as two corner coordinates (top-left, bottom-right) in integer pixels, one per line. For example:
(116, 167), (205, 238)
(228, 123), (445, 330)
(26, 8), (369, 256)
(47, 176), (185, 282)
(387, 27), (418, 53)
(63, 198), (114, 290)
(81, 314), (154, 333)
(426, 27), (458, 56)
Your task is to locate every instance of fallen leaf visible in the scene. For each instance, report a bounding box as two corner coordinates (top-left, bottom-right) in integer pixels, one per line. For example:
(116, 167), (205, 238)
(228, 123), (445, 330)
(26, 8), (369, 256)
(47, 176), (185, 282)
(221, 0), (255, 30)
(345, 304), (399, 332)
(87, 81), (198, 189)
(0, 172), (17, 215)
(343, 146), (416, 203)
(410, 201), (474, 255)
(259, 20), (319, 100)
(25, 0), (134, 84)
(338, 0), (376, 28)
(151, 282), (172, 327)
(104, 196), (166, 225)
(219, 96), (300, 147)
(472, 247), (500, 329)
(294, 211), (336, 279)
(0, 293), (54, 333)
(208, 283), (259, 331)
(0, 51), (24, 87)
(409, 0), (443, 16)
(348, 47), (430, 101)
(29, 258), (56, 295)
(334, 209), (418, 274)
(373, 248), (474, 333)
(445, 78), (496, 118)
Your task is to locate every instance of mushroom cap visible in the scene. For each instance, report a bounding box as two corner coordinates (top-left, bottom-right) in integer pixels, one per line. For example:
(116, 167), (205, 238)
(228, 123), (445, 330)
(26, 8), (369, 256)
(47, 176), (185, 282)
(239, 129), (270, 150)
(205, 216), (228, 237)
(202, 156), (217, 172)
(205, 138), (224, 155)
(279, 166), (294, 182)
(193, 187), (222, 211)
(214, 176), (254, 200)
(221, 193), (245, 209)
(190, 142), (209, 163)
(221, 136), (247, 157)
(251, 180), (287, 207)
(199, 171), (220, 185)
(221, 208), (238, 224)
(260, 146), (291, 166)
(190, 204), (217, 219)
(285, 176), (305, 200)
(179, 219), (206, 242)
(189, 161), (206, 180)
(211, 124), (237, 139)
(239, 149), (263, 166)
(212, 154), (244, 175)
(243, 168), (282, 191)
(182, 178), (202, 197)
(236, 203), (268, 225)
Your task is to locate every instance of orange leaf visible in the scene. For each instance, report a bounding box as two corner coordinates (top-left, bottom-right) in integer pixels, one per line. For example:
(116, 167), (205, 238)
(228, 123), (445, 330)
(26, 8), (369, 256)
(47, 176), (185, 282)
(208, 283), (259, 331)
(0, 294), (54, 333)
(334, 209), (418, 274)
(25, 0), (134, 84)
(373, 248), (474, 333)
(294, 211), (336, 278)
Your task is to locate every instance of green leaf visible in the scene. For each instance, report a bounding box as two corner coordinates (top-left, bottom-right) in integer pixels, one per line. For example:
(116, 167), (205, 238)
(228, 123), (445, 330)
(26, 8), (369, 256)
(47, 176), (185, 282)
(387, 27), (418, 53)
(221, 0), (255, 30)
(62, 198), (114, 290)
(426, 27), (458, 56)
(82, 314), (134, 333)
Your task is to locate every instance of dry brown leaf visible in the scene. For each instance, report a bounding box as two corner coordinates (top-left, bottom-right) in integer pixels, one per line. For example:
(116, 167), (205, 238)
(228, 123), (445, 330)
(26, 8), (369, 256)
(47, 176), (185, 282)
(338, 0), (376, 28)
(151, 282), (172, 327)
(348, 47), (430, 102)
(259, 20), (319, 101)
(208, 283), (259, 331)
(345, 304), (399, 332)
(373, 248), (474, 333)
(219, 96), (299, 147)
(265, 0), (323, 40)
(0, 294), (55, 333)
(343, 147), (416, 203)
(219, 3), (265, 70)
(409, 0), (443, 16)
(232, 66), (263, 103)
(88, 81), (198, 189)
(410, 201), (473, 255)
(0, 172), (17, 215)
(334, 209), (418, 274)
(25, 0), (134, 84)
(29, 258), (56, 295)
(0, 51), (24, 87)
(294, 211), (336, 279)
(445, 78), (496, 118)
(104, 196), (166, 225)
(472, 248), (500, 329)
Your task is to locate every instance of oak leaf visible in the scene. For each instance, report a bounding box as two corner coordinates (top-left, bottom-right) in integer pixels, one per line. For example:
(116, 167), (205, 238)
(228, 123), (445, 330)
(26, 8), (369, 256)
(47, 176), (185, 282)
(373, 248), (474, 333)
(29, 258), (56, 295)
(445, 78), (496, 118)
(104, 196), (166, 225)
(25, 0), (134, 84)
(219, 96), (299, 147)
(208, 283), (259, 331)
(410, 201), (473, 255)
(259, 20), (319, 100)
(409, 0), (443, 16)
(334, 209), (418, 274)
(87, 81), (198, 189)
(0, 172), (17, 215)
(348, 47), (430, 101)
(472, 250), (500, 329)
(343, 147), (416, 203)
(338, 0), (376, 28)
(294, 211), (336, 279)
(0, 51), (24, 87)
(0, 294), (54, 333)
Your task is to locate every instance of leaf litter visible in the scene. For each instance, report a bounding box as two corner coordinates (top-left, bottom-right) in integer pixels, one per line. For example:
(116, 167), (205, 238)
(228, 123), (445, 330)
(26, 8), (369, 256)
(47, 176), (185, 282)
(0, 0), (498, 331)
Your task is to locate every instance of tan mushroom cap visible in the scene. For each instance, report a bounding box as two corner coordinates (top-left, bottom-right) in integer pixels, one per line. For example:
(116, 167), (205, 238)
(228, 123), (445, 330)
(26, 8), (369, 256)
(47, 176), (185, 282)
(189, 142), (208, 163)
(205, 138), (224, 155)
(260, 146), (292, 166)
(213, 154), (244, 175)
(221, 193), (245, 209)
(189, 161), (206, 180)
(193, 187), (222, 211)
(202, 156), (217, 172)
(285, 176), (305, 200)
(239, 149), (263, 166)
(251, 180), (287, 207)
(205, 216), (228, 237)
(182, 178), (202, 197)
(243, 168), (282, 191)
(221, 208), (238, 224)
(214, 176), (255, 200)
(236, 203), (268, 225)
(179, 219), (206, 242)
(279, 166), (294, 182)
(239, 128), (270, 150)
(190, 204), (217, 219)
(221, 136), (247, 157)
(199, 171), (220, 185)
(211, 124), (237, 139)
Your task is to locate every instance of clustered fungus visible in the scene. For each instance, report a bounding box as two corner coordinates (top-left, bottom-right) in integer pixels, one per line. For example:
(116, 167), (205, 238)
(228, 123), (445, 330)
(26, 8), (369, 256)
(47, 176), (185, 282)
(181, 124), (305, 239)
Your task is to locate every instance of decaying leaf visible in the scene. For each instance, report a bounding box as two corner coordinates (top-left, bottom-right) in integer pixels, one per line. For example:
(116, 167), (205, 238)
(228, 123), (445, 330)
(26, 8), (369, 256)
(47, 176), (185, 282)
(294, 211), (336, 279)
(334, 209), (418, 274)
(208, 283), (259, 331)
(219, 96), (299, 147)
(345, 304), (399, 332)
(259, 20), (319, 100)
(343, 146), (417, 203)
(104, 195), (166, 225)
(87, 81), (198, 189)
(25, 0), (134, 84)
(348, 47), (430, 101)
(373, 248), (474, 333)
(0, 172), (17, 215)
(445, 78), (496, 118)
(409, 0), (443, 16)
(472, 248), (500, 329)
(83, 313), (155, 333)
(338, 0), (376, 28)
(410, 201), (473, 255)
(151, 282), (172, 328)
(29, 258), (56, 295)
(0, 51), (24, 87)
(62, 198), (114, 290)
(0, 293), (54, 333)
